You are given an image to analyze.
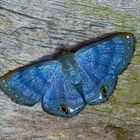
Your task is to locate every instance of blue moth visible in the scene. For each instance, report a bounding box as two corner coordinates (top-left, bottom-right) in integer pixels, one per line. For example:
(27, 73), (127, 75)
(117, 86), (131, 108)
(0, 32), (135, 117)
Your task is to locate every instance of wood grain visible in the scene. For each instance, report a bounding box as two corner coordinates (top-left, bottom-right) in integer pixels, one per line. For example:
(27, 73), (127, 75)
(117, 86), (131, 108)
(0, 0), (140, 140)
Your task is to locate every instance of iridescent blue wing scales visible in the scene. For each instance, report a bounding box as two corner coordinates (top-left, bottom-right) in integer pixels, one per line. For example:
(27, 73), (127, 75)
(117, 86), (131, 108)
(0, 61), (85, 117)
(75, 34), (135, 104)
(0, 61), (59, 106)
(0, 33), (135, 117)
(77, 65), (117, 104)
(42, 62), (85, 117)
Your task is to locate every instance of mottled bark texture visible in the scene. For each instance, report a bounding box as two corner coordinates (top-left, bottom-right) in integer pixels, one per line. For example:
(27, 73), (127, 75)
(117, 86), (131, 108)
(0, 0), (140, 140)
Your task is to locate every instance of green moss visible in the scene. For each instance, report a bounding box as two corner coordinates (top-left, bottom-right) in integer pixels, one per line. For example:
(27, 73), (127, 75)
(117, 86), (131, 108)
(116, 128), (127, 140)
(104, 125), (128, 140)
(114, 127), (126, 140)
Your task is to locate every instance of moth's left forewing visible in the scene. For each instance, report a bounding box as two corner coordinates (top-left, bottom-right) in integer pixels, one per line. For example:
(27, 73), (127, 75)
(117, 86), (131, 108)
(74, 33), (135, 105)
(0, 61), (59, 106)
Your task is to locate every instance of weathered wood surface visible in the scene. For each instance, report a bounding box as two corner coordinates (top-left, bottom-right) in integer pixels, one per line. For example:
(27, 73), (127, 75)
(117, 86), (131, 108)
(0, 0), (140, 140)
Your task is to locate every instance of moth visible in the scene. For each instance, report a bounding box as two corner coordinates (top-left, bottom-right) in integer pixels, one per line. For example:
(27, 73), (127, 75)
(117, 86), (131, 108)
(0, 32), (135, 117)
